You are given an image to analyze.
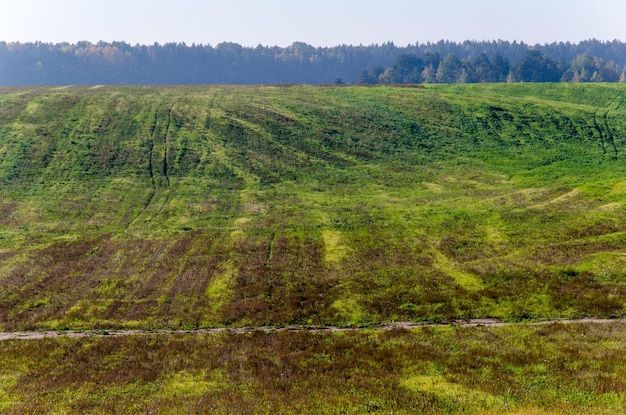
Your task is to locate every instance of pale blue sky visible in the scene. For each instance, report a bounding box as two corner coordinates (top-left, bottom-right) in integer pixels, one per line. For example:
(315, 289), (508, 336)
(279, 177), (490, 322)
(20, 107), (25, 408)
(1, 0), (625, 46)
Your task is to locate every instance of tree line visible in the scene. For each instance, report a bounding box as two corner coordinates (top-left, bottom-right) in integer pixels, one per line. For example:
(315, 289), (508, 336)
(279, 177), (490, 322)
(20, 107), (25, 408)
(360, 49), (624, 84)
(1, 39), (625, 85)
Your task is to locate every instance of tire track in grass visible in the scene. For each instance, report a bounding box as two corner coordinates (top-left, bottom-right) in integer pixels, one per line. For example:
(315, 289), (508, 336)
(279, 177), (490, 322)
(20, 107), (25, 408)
(125, 101), (175, 228)
(594, 91), (624, 161)
(162, 105), (173, 188)
(2, 318), (625, 341)
(154, 103), (175, 218)
(602, 111), (619, 160)
(125, 106), (159, 229)
(604, 90), (625, 160)
(592, 110), (608, 156)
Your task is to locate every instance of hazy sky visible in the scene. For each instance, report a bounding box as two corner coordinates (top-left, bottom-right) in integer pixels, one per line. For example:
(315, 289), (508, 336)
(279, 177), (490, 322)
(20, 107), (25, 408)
(1, 0), (625, 46)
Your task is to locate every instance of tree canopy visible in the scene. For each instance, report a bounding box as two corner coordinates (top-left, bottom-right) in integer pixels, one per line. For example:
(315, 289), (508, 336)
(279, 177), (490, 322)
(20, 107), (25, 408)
(0, 39), (625, 85)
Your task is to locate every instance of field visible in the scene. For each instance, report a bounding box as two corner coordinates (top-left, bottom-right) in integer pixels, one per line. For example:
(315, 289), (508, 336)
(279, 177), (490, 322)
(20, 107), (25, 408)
(1, 322), (626, 414)
(1, 84), (626, 413)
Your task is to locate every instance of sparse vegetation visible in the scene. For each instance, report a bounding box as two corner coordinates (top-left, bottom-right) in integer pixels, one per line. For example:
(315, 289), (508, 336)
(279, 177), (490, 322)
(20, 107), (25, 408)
(2, 83), (626, 412)
(2, 322), (626, 414)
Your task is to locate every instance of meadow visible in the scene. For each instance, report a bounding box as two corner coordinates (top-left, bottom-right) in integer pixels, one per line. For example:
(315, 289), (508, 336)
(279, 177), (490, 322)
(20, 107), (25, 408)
(2, 322), (626, 414)
(1, 84), (626, 413)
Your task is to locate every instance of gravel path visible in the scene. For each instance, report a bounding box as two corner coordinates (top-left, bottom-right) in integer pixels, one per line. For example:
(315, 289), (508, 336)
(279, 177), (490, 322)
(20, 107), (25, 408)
(1, 318), (624, 341)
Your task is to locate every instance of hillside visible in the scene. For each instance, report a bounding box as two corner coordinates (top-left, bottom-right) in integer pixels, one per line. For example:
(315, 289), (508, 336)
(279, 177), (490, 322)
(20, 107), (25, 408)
(2, 84), (626, 331)
(3, 84), (626, 413)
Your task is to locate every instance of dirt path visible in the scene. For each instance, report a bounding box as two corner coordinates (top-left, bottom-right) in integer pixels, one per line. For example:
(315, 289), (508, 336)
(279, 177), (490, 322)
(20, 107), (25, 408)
(1, 318), (625, 341)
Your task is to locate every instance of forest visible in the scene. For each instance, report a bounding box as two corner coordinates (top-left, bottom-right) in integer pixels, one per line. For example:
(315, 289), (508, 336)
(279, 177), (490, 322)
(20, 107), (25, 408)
(1, 39), (626, 85)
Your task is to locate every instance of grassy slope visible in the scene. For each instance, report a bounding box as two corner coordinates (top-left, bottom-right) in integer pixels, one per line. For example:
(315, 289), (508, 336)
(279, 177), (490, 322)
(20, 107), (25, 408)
(2, 84), (626, 330)
(3, 84), (626, 414)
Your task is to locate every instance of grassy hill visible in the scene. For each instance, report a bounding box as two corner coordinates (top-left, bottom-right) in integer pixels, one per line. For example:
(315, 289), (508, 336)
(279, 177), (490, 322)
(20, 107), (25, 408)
(2, 83), (626, 330)
(2, 84), (626, 413)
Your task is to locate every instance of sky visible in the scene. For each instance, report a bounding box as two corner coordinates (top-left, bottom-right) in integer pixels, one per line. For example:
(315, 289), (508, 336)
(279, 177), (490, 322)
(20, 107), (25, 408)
(1, 0), (625, 47)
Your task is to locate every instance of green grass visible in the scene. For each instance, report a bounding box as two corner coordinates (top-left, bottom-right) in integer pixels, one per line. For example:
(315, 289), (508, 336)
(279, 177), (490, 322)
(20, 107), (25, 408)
(2, 84), (626, 329)
(2, 322), (626, 414)
(2, 83), (626, 412)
